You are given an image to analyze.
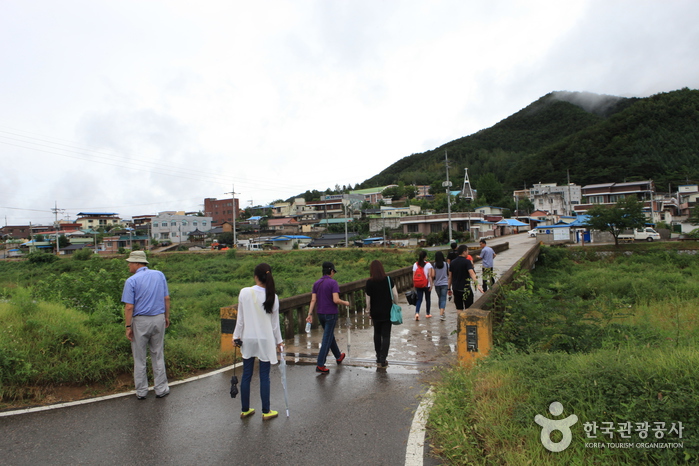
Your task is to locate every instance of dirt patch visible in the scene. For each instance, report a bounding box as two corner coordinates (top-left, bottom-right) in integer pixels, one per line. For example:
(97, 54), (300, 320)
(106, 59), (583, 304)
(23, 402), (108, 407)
(0, 373), (135, 412)
(0, 367), (230, 413)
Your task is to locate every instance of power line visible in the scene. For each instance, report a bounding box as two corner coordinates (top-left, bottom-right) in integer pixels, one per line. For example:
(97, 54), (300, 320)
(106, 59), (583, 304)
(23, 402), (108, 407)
(0, 127), (319, 194)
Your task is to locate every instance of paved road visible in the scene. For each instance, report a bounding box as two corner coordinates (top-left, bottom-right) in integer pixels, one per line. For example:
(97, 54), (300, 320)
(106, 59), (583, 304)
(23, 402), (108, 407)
(0, 234), (536, 466)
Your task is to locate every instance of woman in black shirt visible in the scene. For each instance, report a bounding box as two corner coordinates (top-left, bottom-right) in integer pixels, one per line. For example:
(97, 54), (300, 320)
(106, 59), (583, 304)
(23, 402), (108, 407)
(365, 260), (398, 368)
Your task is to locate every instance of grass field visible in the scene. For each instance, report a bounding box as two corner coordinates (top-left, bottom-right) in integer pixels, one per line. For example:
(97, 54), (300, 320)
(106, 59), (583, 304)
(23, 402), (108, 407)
(428, 245), (699, 465)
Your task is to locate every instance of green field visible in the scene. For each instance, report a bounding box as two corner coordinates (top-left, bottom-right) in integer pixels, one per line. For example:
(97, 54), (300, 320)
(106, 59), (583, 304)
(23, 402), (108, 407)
(428, 246), (699, 465)
(0, 248), (414, 405)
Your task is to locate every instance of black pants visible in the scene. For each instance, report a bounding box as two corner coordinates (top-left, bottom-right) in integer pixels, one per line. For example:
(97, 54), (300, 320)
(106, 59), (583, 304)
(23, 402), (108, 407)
(454, 286), (474, 310)
(482, 267), (495, 292)
(373, 320), (393, 363)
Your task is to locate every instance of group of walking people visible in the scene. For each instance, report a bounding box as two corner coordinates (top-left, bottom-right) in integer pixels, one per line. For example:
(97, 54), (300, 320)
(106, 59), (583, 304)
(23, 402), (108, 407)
(120, 240), (497, 422)
(232, 259), (396, 420)
(411, 240), (496, 320)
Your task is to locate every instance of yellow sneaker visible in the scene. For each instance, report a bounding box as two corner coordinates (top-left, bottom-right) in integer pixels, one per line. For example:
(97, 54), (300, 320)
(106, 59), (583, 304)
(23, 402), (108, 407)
(240, 409), (255, 419)
(262, 410), (278, 421)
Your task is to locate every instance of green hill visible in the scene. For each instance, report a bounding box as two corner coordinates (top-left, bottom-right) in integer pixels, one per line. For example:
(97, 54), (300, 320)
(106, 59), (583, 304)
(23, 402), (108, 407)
(358, 88), (699, 197)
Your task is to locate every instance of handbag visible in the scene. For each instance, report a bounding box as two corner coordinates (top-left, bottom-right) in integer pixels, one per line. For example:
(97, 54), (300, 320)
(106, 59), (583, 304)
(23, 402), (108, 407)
(405, 290), (417, 306)
(388, 277), (403, 325)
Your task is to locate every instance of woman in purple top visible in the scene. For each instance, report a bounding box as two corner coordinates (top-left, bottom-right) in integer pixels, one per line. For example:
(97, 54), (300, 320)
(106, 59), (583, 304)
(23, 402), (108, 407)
(306, 261), (350, 374)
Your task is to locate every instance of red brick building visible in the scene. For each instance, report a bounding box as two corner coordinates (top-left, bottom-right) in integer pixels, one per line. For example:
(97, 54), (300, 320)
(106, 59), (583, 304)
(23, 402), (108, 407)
(204, 198), (240, 226)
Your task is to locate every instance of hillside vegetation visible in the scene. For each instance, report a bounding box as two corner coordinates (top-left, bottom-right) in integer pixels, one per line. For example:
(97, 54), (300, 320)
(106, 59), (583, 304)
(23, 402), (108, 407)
(358, 88), (699, 204)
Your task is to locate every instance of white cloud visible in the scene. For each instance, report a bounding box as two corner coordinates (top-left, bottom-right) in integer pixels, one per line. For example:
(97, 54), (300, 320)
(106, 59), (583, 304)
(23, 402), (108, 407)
(1, 0), (698, 223)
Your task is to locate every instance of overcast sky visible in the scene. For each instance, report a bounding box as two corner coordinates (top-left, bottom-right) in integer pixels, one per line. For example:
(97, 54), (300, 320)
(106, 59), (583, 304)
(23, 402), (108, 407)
(2, 0), (698, 225)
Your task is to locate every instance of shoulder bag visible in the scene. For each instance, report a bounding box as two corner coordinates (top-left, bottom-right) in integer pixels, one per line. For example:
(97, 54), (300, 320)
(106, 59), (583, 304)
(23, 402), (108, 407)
(388, 277), (403, 325)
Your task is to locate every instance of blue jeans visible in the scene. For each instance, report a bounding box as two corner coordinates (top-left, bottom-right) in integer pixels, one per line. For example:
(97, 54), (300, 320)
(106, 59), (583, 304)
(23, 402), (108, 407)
(415, 287), (431, 316)
(435, 285), (448, 310)
(317, 313), (341, 367)
(241, 358), (271, 413)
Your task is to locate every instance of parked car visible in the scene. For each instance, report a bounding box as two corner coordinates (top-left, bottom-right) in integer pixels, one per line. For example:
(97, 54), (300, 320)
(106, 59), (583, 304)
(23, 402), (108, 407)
(618, 227), (661, 243)
(528, 229), (538, 237)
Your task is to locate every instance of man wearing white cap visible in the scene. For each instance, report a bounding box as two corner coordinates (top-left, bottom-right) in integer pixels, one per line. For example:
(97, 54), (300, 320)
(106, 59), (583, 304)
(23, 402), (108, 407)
(121, 250), (171, 399)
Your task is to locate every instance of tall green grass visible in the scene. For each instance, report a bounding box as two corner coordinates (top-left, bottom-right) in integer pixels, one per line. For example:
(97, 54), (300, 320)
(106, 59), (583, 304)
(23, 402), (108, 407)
(428, 246), (699, 464)
(430, 347), (698, 465)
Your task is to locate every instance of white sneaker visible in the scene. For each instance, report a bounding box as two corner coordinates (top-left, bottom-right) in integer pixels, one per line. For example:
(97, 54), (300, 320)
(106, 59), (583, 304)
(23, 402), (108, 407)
(440, 314), (446, 321)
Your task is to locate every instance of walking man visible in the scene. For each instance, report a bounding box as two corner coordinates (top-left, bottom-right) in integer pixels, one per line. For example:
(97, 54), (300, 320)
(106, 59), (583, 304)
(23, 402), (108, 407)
(448, 245), (483, 310)
(306, 261), (349, 374)
(122, 251), (171, 399)
(476, 239), (497, 292)
(446, 242), (459, 264)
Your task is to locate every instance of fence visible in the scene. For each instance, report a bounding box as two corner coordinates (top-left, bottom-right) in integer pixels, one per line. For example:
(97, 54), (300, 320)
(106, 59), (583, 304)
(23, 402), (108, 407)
(219, 266), (414, 352)
(220, 242), (512, 352)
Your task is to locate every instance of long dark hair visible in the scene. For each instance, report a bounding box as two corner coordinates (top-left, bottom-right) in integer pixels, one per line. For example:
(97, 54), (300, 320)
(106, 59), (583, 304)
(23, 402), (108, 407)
(369, 259), (387, 281)
(254, 263), (276, 313)
(434, 251), (445, 269)
(417, 250), (428, 267)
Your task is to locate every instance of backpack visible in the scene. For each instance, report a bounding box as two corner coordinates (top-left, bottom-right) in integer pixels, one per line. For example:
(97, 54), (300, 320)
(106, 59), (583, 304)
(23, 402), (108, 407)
(413, 264), (428, 288)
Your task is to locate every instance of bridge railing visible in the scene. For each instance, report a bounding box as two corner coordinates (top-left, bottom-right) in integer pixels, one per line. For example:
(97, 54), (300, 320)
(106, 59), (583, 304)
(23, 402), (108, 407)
(457, 241), (541, 366)
(220, 242), (511, 352)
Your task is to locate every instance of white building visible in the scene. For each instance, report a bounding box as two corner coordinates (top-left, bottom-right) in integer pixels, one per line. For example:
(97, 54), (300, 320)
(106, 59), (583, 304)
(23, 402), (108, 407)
(529, 182), (581, 216)
(151, 212), (213, 243)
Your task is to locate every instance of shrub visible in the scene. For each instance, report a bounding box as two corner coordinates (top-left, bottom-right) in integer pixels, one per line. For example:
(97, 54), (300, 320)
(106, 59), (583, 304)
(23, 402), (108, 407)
(72, 247), (94, 261)
(27, 252), (58, 264)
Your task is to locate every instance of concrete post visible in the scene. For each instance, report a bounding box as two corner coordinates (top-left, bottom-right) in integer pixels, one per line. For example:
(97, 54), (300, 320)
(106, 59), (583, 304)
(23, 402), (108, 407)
(457, 308), (493, 367)
(220, 305), (237, 352)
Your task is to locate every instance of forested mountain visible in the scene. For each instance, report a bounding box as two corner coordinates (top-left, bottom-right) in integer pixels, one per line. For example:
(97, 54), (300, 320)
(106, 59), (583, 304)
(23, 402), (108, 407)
(357, 88), (699, 201)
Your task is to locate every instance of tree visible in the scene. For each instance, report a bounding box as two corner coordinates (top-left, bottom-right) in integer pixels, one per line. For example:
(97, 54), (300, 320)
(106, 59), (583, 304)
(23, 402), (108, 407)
(584, 197), (647, 247)
(58, 234), (70, 249)
(476, 173), (503, 205)
(688, 205), (699, 226)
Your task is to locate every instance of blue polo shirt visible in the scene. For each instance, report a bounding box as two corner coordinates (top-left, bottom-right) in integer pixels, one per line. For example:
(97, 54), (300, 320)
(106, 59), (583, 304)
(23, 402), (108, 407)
(121, 267), (170, 316)
(480, 246), (495, 268)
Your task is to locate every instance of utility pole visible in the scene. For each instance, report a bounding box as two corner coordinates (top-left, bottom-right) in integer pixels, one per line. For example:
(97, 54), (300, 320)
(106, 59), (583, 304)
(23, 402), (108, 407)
(343, 200), (347, 248)
(226, 185), (238, 247)
(567, 170), (572, 216)
(442, 151), (453, 244)
(51, 201), (65, 255)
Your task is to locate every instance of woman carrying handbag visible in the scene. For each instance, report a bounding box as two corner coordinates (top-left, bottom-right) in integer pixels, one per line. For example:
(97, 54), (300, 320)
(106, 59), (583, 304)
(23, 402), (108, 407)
(365, 260), (399, 368)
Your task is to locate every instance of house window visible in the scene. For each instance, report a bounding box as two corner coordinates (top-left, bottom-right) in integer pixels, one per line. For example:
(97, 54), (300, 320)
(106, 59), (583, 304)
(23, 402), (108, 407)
(430, 224), (442, 233)
(588, 195), (605, 204)
(153, 222), (158, 227)
(193, 221), (197, 226)
(407, 224), (419, 233)
(182, 220), (188, 226)
(202, 221), (207, 227)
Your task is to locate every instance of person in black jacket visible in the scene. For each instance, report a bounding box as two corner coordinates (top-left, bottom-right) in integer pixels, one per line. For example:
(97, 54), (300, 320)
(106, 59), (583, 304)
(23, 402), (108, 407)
(448, 245), (484, 310)
(365, 260), (398, 368)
